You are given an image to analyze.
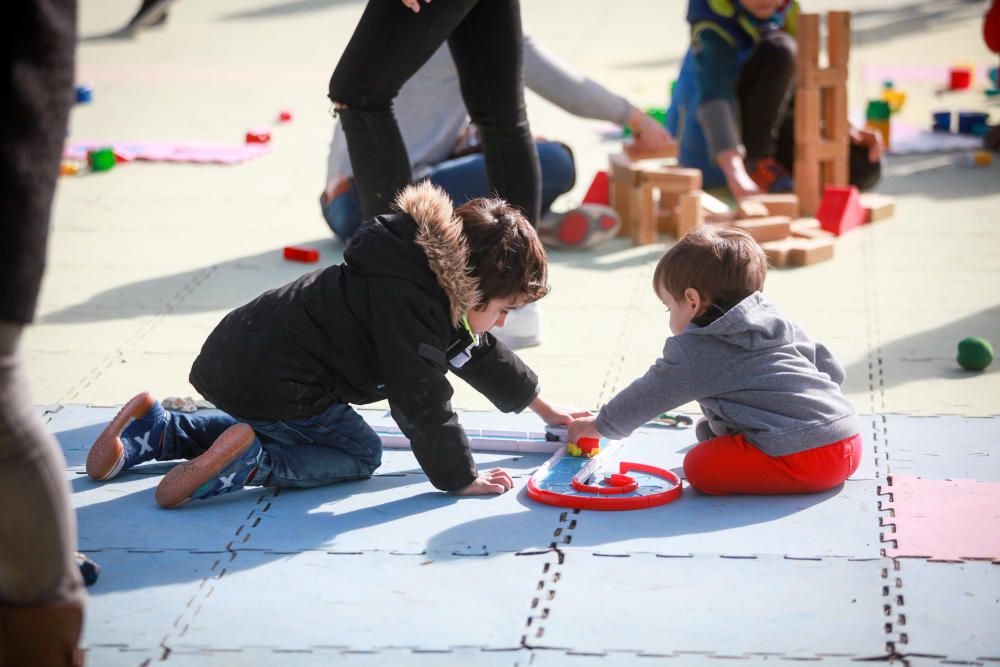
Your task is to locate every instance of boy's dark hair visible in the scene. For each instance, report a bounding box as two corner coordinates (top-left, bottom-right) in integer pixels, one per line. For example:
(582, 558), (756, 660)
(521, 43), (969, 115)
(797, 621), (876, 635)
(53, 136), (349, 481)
(653, 225), (767, 305)
(456, 198), (550, 305)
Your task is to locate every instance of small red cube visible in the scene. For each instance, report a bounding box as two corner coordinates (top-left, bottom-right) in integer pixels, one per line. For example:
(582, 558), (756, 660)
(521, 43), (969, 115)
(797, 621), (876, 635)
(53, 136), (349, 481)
(283, 246), (319, 263)
(278, 110), (293, 123)
(246, 129), (271, 144)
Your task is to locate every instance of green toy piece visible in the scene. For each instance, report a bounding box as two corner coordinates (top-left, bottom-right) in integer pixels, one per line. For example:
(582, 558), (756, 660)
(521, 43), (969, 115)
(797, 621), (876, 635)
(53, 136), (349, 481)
(87, 147), (115, 172)
(956, 336), (994, 371)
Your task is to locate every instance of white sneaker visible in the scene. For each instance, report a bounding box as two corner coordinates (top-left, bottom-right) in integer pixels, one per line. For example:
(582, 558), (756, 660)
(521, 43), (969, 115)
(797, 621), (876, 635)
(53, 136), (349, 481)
(492, 302), (542, 349)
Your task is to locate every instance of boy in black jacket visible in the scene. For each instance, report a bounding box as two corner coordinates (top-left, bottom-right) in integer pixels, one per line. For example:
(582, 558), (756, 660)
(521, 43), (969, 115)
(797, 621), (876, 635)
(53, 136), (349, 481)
(87, 182), (576, 507)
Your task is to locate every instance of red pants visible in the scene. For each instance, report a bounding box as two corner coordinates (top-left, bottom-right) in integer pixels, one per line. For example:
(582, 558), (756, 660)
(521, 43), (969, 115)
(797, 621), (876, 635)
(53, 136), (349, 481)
(682, 433), (862, 495)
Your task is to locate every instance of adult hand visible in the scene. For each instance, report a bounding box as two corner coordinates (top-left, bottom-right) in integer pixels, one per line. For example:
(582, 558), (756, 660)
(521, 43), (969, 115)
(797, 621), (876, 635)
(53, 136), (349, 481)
(567, 415), (600, 444)
(530, 396), (591, 427)
(401, 0), (431, 13)
(454, 468), (514, 495)
(627, 106), (675, 155)
(718, 149), (762, 200)
(850, 125), (883, 162)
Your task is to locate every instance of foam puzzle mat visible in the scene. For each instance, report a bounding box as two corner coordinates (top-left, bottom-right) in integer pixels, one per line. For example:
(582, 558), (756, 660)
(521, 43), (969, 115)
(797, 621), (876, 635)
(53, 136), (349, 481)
(49, 407), (1000, 665)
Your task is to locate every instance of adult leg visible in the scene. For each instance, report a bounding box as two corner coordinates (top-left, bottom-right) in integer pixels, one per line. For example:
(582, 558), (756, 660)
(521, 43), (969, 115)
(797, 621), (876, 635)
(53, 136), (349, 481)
(737, 31), (797, 161)
(447, 0), (542, 224)
(247, 404), (383, 489)
(426, 140), (574, 215)
(328, 0), (479, 219)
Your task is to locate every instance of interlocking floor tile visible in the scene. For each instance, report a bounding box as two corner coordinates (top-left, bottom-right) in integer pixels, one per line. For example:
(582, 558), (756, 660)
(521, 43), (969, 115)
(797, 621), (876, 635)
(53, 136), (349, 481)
(534, 553), (886, 658)
(885, 415), (1000, 482)
(896, 560), (1000, 661)
(173, 551), (545, 651)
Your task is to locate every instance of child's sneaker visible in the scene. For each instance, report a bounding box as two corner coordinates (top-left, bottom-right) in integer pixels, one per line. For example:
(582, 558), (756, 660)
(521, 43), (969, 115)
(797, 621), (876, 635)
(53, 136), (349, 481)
(746, 157), (794, 194)
(86, 392), (167, 481)
(155, 424), (262, 509)
(538, 204), (620, 250)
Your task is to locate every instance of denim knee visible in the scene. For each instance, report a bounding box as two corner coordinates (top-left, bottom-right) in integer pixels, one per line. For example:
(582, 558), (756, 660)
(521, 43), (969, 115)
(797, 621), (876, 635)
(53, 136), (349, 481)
(321, 186), (364, 242)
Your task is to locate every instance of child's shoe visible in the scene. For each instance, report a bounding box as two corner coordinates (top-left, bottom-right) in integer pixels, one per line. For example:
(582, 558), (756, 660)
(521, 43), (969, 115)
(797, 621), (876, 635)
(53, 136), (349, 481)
(538, 204), (620, 250)
(155, 424), (262, 509)
(746, 157), (794, 194)
(86, 392), (167, 481)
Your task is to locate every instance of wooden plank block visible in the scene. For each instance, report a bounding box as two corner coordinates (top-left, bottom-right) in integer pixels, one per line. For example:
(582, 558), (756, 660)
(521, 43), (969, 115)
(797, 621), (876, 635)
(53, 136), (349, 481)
(658, 190), (681, 233)
(641, 166), (703, 192)
(610, 177), (633, 237)
(737, 199), (770, 219)
(760, 238), (795, 267)
(823, 87), (849, 143)
(800, 66), (848, 88)
(624, 142), (679, 161)
(678, 191), (704, 238)
(790, 217), (835, 239)
(700, 191), (731, 216)
(733, 216), (793, 243)
(632, 184), (658, 245)
(744, 194), (799, 219)
(788, 237), (835, 266)
(859, 193), (895, 222)
(796, 14), (821, 75)
(826, 11), (852, 68)
(796, 87), (822, 141)
(609, 152), (641, 187)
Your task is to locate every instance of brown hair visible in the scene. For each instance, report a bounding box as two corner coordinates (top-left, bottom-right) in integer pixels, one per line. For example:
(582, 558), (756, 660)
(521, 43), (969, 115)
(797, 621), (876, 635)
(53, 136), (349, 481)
(456, 198), (550, 305)
(652, 225), (767, 305)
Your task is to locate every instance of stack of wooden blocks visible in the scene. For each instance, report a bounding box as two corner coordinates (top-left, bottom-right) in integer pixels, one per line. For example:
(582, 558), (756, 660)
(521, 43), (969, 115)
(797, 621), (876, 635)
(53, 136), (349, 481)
(608, 148), (707, 246)
(730, 194), (835, 267)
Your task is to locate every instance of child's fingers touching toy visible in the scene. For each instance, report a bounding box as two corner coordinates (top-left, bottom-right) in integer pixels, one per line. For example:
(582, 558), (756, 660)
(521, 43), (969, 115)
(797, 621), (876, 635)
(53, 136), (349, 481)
(454, 467), (514, 496)
(567, 415), (600, 444)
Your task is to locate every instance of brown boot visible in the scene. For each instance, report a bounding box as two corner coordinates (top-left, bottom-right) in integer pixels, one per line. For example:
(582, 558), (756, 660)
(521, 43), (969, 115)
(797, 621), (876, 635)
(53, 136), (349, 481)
(0, 601), (84, 667)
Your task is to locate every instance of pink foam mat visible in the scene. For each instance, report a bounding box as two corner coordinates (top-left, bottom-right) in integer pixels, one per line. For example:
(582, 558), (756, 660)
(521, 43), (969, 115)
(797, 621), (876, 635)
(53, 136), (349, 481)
(880, 475), (1000, 562)
(64, 141), (270, 165)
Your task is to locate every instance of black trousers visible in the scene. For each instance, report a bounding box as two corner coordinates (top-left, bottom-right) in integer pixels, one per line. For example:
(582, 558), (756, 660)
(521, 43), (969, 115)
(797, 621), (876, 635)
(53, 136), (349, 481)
(328, 0), (541, 224)
(738, 31), (882, 190)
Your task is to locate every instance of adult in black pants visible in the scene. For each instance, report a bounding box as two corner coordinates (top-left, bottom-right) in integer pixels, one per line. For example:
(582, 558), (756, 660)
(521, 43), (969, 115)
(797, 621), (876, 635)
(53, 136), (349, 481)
(328, 0), (541, 226)
(0, 0), (85, 665)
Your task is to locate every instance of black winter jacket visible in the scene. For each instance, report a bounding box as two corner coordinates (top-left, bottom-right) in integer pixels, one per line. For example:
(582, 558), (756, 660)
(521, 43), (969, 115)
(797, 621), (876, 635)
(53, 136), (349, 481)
(190, 183), (539, 491)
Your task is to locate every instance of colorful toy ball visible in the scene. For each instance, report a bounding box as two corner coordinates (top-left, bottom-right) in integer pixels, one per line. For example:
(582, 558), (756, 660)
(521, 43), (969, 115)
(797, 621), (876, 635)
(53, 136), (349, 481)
(87, 147), (116, 172)
(956, 337), (994, 371)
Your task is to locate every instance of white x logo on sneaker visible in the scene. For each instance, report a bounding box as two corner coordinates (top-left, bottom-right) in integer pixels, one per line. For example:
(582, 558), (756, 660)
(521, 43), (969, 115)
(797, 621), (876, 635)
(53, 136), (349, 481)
(218, 473), (237, 490)
(135, 433), (154, 455)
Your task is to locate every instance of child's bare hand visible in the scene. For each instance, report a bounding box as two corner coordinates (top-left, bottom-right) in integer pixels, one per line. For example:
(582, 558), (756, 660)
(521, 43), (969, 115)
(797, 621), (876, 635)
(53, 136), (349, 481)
(850, 125), (883, 162)
(718, 148), (761, 200)
(567, 416), (600, 443)
(454, 468), (513, 496)
(401, 0), (430, 13)
(530, 396), (590, 426)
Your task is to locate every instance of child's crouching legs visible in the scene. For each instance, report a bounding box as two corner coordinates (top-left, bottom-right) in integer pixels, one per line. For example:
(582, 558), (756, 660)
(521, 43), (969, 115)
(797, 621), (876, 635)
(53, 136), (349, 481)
(682, 433), (862, 495)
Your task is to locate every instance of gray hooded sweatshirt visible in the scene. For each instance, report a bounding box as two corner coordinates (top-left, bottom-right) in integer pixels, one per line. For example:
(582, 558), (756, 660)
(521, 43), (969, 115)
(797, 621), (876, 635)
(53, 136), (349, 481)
(596, 292), (859, 457)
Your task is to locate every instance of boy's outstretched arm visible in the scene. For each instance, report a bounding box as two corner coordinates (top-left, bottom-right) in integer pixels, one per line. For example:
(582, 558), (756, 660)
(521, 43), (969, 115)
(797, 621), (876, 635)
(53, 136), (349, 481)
(529, 395), (590, 426)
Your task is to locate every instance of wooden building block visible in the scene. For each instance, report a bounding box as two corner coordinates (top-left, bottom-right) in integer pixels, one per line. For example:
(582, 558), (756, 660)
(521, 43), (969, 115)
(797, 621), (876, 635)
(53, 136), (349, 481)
(642, 167), (702, 192)
(624, 142), (679, 161)
(678, 191), (704, 238)
(788, 237), (835, 266)
(744, 194), (800, 219)
(632, 184), (658, 245)
(859, 193), (895, 222)
(816, 185), (865, 236)
(700, 191), (731, 216)
(737, 199), (770, 219)
(760, 238), (795, 267)
(733, 216), (793, 243)
(790, 218), (834, 239)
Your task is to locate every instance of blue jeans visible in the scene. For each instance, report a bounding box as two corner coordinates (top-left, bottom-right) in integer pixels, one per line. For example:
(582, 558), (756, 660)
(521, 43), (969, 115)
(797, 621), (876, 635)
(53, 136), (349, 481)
(322, 140), (576, 242)
(159, 403), (383, 489)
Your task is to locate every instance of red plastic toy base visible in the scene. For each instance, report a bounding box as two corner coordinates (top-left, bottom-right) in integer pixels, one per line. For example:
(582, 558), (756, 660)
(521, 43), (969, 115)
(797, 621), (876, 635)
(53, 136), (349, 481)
(528, 461), (682, 510)
(283, 246), (319, 263)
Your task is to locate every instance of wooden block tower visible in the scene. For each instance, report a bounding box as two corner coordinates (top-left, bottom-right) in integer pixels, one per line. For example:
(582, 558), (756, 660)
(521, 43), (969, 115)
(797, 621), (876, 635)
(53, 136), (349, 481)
(795, 11), (851, 217)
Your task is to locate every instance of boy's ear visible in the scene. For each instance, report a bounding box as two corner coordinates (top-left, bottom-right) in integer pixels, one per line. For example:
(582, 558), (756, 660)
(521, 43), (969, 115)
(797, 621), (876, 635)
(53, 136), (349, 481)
(683, 287), (706, 313)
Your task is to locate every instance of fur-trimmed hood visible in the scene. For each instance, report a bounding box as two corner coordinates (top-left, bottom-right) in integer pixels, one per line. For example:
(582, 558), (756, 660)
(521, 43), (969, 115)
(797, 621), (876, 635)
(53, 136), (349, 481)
(393, 182), (480, 326)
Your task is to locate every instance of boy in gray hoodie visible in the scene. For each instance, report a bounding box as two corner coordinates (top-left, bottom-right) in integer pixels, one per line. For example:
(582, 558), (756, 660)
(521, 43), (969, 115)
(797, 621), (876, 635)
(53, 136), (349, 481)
(568, 225), (861, 495)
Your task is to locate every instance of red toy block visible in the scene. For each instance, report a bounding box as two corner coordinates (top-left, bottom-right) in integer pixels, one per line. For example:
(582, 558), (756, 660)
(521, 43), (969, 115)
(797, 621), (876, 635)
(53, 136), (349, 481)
(278, 110), (293, 122)
(576, 437), (600, 455)
(949, 66), (972, 90)
(283, 246), (319, 263)
(816, 185), (865, 236)
(246, 129), (271, 144)
(582, 170), (610, 206)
